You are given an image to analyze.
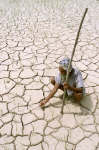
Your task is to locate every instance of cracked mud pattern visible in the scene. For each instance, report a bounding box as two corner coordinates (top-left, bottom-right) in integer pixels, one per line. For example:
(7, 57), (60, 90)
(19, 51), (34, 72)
(0, 0), (99, 149)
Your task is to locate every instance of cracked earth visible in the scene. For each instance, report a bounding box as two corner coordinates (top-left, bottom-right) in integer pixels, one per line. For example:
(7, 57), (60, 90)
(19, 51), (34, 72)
(0, 0), (99, 149)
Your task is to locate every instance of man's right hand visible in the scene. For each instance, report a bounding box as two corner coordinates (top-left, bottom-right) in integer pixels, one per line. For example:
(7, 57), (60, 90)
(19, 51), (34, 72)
(40, 99), (48, 107)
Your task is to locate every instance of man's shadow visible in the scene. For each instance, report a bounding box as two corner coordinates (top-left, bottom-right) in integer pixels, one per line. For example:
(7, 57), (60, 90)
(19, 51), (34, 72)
(43, 94), (93, 115)
(80, 94), (93, 114)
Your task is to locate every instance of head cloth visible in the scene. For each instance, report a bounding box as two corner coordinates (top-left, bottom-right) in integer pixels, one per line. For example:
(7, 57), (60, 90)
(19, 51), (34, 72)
(59, 58), (72, 72)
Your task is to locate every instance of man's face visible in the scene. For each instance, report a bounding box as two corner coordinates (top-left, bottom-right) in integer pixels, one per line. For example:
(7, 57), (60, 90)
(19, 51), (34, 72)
(59, 66), (67, 75)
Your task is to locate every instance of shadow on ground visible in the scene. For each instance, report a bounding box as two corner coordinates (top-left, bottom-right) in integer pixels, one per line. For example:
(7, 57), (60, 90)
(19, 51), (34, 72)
(43, 94), (93, 115)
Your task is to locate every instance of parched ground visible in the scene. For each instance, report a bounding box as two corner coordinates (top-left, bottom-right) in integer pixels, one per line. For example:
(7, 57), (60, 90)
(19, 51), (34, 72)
(0, 0), (99, 149)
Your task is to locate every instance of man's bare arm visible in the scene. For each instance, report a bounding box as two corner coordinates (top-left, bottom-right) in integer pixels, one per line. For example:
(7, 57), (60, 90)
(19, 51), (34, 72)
(69, 86), (83, 93)
(64, 82), (83, 93)
(40, 83), (59, 106)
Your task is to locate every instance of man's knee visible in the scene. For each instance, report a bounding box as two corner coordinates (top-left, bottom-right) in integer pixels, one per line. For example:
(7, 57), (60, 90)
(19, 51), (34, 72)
(50, 76), (55, 85)
(74, 92), (83, 101)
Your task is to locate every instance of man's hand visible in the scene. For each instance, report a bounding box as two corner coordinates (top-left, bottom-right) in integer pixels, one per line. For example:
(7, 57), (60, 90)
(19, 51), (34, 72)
(63, 82), (71, 90)
(40, 99), (48, 107)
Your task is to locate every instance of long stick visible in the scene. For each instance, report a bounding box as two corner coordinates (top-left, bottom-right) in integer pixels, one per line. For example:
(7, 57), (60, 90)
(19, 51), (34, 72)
(61, 8), (88, 114)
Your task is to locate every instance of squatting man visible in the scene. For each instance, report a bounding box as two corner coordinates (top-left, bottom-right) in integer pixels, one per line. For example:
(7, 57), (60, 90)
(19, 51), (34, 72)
(40, 58), (85, 106)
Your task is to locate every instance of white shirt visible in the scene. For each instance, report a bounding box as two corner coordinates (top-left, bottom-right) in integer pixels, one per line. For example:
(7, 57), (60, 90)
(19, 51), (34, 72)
(55, 68), (85, 96)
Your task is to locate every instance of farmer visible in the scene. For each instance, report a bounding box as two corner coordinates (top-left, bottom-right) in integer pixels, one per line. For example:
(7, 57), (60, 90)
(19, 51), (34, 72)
(40, 58), (85, 106)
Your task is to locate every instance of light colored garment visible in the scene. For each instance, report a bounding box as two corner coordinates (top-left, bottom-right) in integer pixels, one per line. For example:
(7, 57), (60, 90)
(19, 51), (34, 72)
(55, 68), (85, 96)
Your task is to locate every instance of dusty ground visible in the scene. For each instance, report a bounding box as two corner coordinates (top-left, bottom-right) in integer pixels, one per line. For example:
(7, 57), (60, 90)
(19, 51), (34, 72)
(0, 0), (99, 149)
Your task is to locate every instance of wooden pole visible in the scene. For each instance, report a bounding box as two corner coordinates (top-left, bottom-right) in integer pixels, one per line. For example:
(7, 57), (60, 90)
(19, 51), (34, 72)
(61, 8), (88, 114)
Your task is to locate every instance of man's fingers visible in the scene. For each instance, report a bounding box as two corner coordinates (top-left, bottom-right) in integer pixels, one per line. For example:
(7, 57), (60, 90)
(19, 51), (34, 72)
(40, 100), (46, 106)
(40, 102), (44, 106)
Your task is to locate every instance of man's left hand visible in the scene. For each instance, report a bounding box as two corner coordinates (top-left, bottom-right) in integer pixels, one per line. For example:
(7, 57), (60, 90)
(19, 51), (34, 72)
(63, 82), (71, 90)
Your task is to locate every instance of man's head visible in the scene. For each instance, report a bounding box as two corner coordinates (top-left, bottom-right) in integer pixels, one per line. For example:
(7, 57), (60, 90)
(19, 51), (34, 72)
(59, 58), (72, 75)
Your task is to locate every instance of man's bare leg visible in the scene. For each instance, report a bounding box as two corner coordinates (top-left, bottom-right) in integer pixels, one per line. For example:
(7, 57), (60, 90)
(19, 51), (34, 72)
(74, 92), (83, 103)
